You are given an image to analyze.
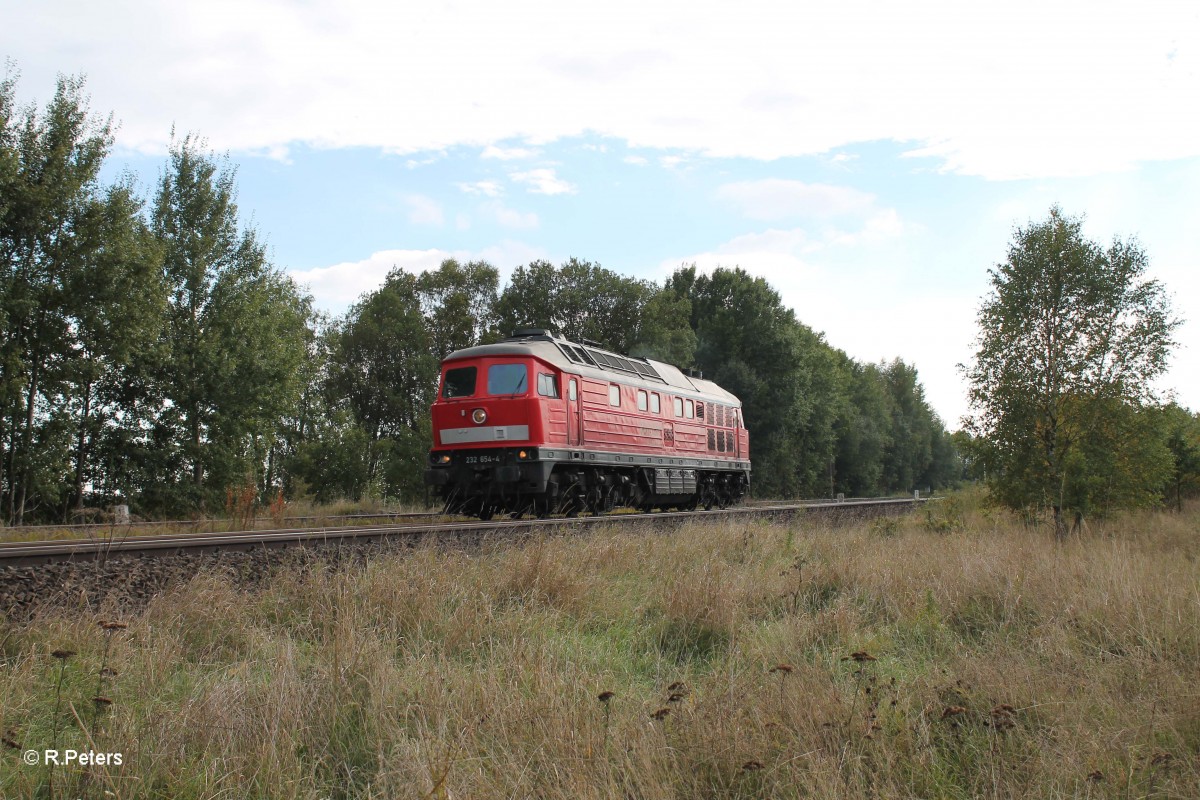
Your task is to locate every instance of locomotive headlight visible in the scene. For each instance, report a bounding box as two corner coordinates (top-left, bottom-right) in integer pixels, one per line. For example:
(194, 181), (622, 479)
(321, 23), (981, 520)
(438, 454), (451, 464)
(471, 408), (487, 425)
(518, 450), (528, 460)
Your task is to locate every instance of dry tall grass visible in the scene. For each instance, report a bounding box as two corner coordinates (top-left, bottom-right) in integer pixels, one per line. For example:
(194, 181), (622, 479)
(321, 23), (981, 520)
(2, 499), (1198, 798)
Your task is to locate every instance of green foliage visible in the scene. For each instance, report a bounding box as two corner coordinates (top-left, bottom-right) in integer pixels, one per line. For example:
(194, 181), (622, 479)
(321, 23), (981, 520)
(1160, 403), (1200, 510)
(285, 409), (373, 503)
(964, 207), (1180, 533)
(922, 495), (966, 533)
(325, 269), (436, 495)
(0, 72), (163, 522)
(147, 133), (312, 510)
(833, 359), (890, 495)
(668, 265), (956, 499)
(417, 258), (500, 359)
(493, 257), (695, 364)
(669, 265), (830, 497)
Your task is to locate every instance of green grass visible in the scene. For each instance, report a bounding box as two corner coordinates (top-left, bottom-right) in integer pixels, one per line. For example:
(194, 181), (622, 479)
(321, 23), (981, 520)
(2, 498), (1198, 798)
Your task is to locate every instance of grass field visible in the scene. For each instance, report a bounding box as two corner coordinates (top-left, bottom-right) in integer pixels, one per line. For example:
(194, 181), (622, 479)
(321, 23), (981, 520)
(2, 495), (1198, 798)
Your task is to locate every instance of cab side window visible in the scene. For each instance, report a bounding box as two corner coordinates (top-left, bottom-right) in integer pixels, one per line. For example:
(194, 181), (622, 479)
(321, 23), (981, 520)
(637, 389), (648, 411)
(651, 393), (661, 414)
(609, 384), (621, 406)
(673, 397), (683, 417)
(685, 399), (694, 419)
(537, 373), (560, 398)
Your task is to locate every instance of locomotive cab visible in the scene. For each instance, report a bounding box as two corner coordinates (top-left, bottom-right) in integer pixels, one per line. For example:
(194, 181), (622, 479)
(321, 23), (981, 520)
(433, 358), (541, 445)
(426, 352), (565, 518)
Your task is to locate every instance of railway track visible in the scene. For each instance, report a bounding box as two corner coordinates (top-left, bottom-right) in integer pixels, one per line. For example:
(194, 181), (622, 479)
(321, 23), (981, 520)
(0, 497), (923, 568)
(0, 510), (439, 538)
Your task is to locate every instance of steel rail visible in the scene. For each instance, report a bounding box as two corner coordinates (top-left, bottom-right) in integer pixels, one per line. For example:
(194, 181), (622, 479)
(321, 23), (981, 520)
(0, 497), (923, 568)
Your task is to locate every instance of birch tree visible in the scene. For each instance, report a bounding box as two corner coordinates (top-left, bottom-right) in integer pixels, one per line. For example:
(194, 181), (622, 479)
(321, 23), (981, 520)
(964, 207), (1178, 536)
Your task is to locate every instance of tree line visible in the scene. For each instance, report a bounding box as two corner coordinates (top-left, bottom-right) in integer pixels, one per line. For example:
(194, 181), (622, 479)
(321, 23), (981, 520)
(0, 75), (961, 522)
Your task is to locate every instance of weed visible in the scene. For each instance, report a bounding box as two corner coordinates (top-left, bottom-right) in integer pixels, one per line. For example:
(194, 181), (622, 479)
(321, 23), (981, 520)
(225, 478), (258, 531)
(869, 515), (900, 538)
(923, 494), (967, 533)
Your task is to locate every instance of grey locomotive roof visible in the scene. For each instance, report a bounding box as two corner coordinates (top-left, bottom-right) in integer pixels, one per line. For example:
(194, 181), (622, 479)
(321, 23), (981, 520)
(444, 331), (742, 406)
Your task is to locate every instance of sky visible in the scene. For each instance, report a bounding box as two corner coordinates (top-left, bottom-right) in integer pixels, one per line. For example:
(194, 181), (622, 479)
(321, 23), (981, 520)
(4, 0), (1198, 427)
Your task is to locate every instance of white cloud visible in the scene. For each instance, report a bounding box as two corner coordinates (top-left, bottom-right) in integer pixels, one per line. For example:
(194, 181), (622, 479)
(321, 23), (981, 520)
(659, 210), (982, 423)
(457, 180), (503, 197)
(482, 144), (539, 160)
(510, 168), (576, 195)
(716, 179), (877, 220)
(826, 209), (906, 246)
(248, 143), (292, 163)
(623, 155), (648, 166)
(405, 155), (442, 169)
(486, 202), (539, 229)
(476, 240), (548, 274)
(8, 0), (1196, 178)
(291, 241), (547, 312)
(289, 249), (455, 308)
(403, 194), (444, 225)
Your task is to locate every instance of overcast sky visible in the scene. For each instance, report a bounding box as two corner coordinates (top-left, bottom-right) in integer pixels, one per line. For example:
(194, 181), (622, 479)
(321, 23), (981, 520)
(4, 0), (1198, 426)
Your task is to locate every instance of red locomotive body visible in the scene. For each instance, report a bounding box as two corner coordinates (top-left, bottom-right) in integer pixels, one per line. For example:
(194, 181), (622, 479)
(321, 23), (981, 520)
(425, 329), (750, 518)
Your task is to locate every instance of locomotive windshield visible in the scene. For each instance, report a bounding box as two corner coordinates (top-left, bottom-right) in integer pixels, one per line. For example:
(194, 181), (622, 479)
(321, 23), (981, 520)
(441, 366), (477, 398)
(487, 363), (528, 395)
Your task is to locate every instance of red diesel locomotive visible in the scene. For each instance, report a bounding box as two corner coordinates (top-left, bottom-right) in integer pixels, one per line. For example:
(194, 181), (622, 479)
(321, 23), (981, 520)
(424, 329), (750, 518)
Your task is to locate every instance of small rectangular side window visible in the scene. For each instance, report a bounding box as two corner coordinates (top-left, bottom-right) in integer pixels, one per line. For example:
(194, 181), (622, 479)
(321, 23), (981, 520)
(637, 389), (648, 411)
(650, 393), (661, 414)
(673, 397), (683, 417)
(609, 384), (621, 407)
(569, 379), (577, 401)
(685, 399), (694, 419)
(537, 373), (560, 398)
